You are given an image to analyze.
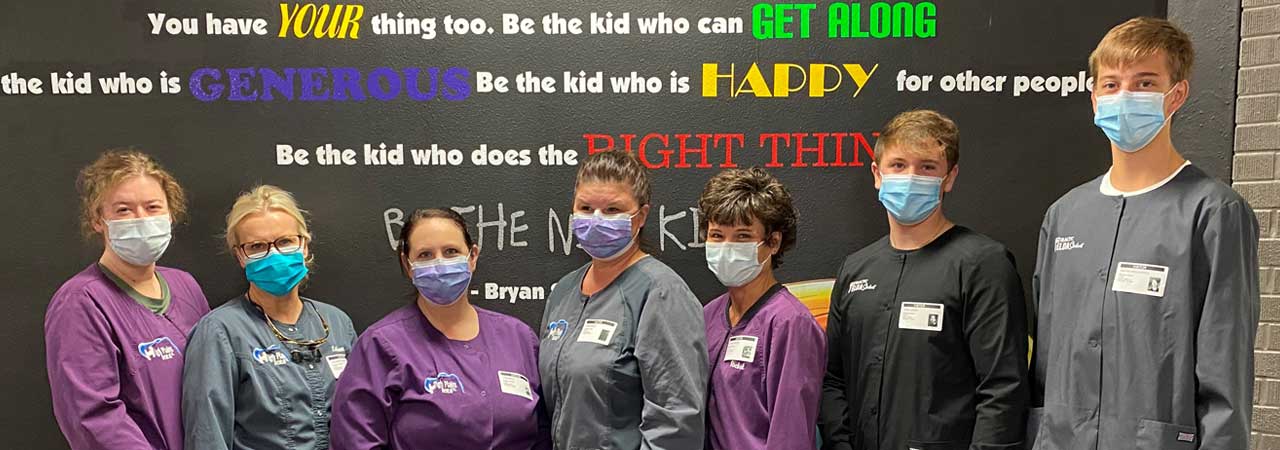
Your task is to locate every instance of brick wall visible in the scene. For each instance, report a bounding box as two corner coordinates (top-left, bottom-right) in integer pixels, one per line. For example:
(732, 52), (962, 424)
(1242, 1), (1280, 448)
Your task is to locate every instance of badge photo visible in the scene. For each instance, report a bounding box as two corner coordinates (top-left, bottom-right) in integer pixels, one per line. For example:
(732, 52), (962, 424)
(723, 335), (759, 364)
(498, 371), (534, 400)
(899, 302), (945, 332)
(1112, 262), (1169, 298)
(577, 319), (618, 346)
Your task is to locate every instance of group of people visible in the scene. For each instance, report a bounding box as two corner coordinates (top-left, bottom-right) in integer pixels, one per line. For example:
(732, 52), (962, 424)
(44, 17), (1261, 450)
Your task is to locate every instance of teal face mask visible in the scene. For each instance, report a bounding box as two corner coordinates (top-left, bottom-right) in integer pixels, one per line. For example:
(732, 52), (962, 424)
(245, 250), (309, 296)
(878, 174), (944, 225)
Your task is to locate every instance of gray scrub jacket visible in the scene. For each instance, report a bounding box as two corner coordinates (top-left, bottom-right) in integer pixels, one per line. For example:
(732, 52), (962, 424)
(182, 296), (357, 450)
(1029, 164), (1260, 450)
(539, 256), (708, 450)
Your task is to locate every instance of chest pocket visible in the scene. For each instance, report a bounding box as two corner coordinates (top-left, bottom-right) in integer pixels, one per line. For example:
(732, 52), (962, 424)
(568, 305), (635, 383)
(397, 368), (485, 447)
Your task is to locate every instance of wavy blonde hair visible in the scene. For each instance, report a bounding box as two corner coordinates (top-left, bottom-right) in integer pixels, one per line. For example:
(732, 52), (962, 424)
(223, 185), (312, 256)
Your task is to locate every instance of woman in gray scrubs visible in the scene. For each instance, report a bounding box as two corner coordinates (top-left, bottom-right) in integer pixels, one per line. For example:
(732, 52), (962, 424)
(182, 185), (357, 450)
(538, 150), (708, 450)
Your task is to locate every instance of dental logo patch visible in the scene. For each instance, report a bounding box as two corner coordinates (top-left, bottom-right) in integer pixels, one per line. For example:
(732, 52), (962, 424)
(253, 345), (290, 366)
(137, 337), (180, 361)
(547, 319), (569, 341)
(847, 279), (877, 293)
(1053, 236), (1085, 252)
(425, 372), (465, 395)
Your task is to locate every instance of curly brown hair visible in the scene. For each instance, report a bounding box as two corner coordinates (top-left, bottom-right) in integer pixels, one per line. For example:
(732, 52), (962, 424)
(697, 167), (798, 269)
(77, 149), (188, 241)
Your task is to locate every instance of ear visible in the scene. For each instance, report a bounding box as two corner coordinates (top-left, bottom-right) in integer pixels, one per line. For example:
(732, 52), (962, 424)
(1166, 79), (1190, 116)
(236, 250), (248, 269)
(942, 164), (960, 193)
(871, 162), (883, 190)
(468, 245), (481, 272)
(399, 253), (412, 279)
(766, 231), (782, 254)
(635, 204), (651, 228)
(1090, 89), (1099, 114)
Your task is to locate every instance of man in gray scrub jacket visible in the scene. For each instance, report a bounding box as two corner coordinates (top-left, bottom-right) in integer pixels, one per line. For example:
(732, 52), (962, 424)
(1028, 17), (1260, 450)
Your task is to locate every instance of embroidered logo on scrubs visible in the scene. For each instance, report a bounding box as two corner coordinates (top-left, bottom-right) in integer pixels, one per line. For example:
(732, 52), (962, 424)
(1053, 236), (1085, 252)
(847, 279), (877, 293)
(425, 372), (465, 395)
(252, 345), (290, 366)
(137, 337), (180, 361)
(547, 319), (569, 341)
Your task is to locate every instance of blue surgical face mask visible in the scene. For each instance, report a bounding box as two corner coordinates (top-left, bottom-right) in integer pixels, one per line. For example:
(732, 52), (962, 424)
(878, 173), (944, 225)
(245, 250), (309, 296)
(411, 255), (473, 306)
(1094, 88), (1173, 153)
(571, 210), (638, 261)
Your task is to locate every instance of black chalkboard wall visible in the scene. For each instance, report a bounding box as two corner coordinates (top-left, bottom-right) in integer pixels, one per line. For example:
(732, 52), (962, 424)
(1, 0), (1203, 448)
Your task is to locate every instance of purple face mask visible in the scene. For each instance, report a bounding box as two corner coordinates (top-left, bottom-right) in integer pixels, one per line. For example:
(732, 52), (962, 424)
(410, 255), (472, 306)
(571, 210), (637, 261)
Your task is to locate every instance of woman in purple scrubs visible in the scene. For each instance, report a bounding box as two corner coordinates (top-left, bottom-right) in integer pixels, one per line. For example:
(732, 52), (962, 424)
(331, 208), (550, 450)
(45, 150), (211, 450)
(698, 168), (826, 450)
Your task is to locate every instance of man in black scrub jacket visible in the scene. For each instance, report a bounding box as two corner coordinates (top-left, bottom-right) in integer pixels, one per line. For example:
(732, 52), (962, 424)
(819, 110), (1029, 450)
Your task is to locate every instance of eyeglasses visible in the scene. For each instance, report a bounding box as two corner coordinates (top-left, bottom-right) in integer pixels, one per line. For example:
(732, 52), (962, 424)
(237, 235), (306, 261)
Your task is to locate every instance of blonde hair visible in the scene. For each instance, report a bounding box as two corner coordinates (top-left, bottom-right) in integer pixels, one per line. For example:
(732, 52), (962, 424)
(1089, 17), (1194, 85)
(77, 149), (188, 241)
(223, 185), (312, 253)
(873, 110), (960, 170)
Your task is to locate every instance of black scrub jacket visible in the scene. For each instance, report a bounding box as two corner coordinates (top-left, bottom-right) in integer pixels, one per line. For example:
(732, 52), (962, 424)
(820, 226), (1030, 450)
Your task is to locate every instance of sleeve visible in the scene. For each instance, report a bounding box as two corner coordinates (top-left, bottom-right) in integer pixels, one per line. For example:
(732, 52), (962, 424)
(763, 315), (827, 450)
(963, 249), (1031, 450)
(342, 311), (358, 348)
(1194, 200), (1260, 450)
(818, 264), (855, 450)
(187, 272), (212, 315)
(44, 291), (153, 450)
(331, 332), (399, 450)
(633, 279), (708, 450)
(1027, 214), (1052, 444)
(181, 320), (238, 450)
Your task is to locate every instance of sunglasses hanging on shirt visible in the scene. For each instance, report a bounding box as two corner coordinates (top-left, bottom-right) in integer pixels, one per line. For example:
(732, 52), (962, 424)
(248, 292), (330, 364)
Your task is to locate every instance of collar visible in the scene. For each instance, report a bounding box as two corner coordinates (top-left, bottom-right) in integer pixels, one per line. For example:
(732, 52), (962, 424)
(725, 283), (783, 329)
(1100, 160), (1190, 197)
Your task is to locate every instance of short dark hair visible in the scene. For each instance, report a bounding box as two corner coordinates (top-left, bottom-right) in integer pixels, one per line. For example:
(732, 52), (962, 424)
(576, 150), (651, 207)
(397, 208), (475, 258)
(698, 167), (798, 269)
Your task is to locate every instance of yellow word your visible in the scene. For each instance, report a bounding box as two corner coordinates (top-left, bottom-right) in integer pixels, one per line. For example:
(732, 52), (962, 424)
(278, 3), (364, 39)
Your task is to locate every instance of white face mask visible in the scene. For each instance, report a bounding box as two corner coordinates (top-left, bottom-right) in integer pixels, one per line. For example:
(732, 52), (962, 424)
(105, 215), (172, 266)
(705, 241), (768, 288)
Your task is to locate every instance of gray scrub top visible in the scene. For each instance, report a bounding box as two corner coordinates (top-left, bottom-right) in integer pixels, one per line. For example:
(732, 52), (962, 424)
(539, 256), (708, 450)
(1029, 164), (1260, 450)
(182, 296), (357, 450)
